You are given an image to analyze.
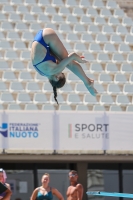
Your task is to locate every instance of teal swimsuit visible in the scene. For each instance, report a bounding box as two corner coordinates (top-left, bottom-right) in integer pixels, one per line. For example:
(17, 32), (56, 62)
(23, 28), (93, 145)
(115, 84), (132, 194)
(36, 188), (53, 200)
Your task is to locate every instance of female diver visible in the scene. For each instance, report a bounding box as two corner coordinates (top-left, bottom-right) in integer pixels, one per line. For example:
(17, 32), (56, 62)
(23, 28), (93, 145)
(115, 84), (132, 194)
(31, 28), (97, 104)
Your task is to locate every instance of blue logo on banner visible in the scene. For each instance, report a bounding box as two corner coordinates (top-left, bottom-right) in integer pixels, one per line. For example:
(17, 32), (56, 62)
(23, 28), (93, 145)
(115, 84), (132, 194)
(0, 123), (39, 138)
(0, 123), (8, 137)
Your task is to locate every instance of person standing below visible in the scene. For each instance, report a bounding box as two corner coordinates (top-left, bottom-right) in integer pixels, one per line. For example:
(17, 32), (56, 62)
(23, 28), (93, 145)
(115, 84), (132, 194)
(67, 170), (83, 200)
(30, 173), (64, 200)
(0, 168), (12, 200)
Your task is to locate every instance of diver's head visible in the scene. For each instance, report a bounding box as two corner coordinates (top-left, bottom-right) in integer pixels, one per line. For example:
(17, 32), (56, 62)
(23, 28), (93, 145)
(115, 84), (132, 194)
(49, 73), (66, 104)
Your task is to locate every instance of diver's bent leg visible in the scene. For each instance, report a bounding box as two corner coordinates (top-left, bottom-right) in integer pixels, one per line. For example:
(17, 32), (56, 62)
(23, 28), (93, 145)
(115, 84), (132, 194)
(43, 28), (68, 60)
(43, 29), (97, 96)
(67, 61), (97, 96)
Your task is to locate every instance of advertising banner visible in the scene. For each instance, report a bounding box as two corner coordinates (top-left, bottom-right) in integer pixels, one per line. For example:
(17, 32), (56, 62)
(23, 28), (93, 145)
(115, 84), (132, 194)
(0, 111), (133, 151)
(107, 112), (133, 150)
(58, 112), (109, 151)
(58, 112), (133, 151)
(0, 111), (53, 150)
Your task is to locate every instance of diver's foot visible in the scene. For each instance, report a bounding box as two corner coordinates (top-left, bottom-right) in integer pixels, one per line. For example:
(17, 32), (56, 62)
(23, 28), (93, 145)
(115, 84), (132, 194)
(85, 80), (98, 96)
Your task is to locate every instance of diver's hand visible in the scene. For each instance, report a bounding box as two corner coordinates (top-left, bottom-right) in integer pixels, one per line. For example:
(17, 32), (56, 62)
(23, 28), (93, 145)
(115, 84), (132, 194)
(68, 52), (89, 63)
(79, 56), (89, 63)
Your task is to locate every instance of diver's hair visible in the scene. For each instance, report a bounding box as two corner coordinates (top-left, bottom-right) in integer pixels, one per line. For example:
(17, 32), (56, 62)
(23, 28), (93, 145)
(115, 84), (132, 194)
(49, 73), (66, 105)
(53, 86), (58, 105)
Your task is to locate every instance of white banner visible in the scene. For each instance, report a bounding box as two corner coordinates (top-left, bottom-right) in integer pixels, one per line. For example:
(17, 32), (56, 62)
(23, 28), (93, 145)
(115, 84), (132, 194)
(0, 111), (53, 150)
(0, 111), (133, 151)
(58, 112), (133, 151)
(58, 112), (109, 151)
